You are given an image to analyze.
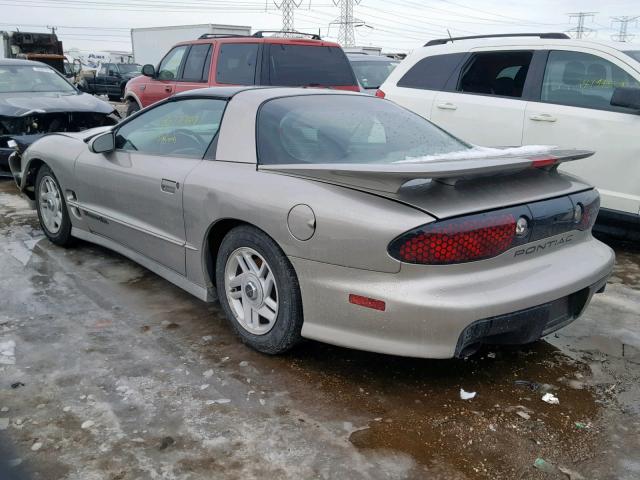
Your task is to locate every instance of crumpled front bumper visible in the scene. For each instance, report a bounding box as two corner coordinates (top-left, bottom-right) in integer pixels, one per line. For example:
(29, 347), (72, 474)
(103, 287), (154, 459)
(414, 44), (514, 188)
(292, 231), (615, 359)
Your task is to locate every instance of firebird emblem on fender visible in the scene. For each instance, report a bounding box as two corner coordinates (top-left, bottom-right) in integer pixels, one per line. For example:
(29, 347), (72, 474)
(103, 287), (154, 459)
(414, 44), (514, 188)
(514, 234), (575, 257)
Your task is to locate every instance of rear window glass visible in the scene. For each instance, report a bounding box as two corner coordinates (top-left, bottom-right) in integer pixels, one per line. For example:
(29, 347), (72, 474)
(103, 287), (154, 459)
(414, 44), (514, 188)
(181, 44), (211, 82)
(398, 53), (466, 90)
(624, 51), (640, 63)
(216, 43), (258, 85)
(267, 45), (356, 87)
(257, 95), (467, 165)
(351, 59), (398, 89)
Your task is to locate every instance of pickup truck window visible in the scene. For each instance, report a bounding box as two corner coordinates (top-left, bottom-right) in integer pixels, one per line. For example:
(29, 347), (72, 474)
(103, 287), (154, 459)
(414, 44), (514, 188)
(216, 43), (259, 85)
(181, 44), (211, 82)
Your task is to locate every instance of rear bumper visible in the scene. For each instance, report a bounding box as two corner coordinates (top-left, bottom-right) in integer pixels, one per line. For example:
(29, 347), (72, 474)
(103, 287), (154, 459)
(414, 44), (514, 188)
(293, 231), (614, 359)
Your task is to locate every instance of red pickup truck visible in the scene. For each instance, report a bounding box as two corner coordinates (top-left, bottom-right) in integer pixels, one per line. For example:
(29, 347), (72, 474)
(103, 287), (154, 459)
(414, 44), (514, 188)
(124, 31), (359, 116)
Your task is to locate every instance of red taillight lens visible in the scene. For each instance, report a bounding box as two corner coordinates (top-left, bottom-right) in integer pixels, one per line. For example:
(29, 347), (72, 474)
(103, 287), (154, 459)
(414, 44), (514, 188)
(375, 89), (386, 98)
(389, 212), (523, 265)
(575, 192), (600, 231)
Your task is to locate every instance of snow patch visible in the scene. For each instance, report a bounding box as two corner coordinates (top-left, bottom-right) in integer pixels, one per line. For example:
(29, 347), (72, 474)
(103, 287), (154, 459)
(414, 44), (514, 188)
(395, 145), (556, 164)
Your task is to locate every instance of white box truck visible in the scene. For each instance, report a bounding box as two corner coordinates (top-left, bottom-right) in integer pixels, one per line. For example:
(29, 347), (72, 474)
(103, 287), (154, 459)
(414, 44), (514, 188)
(131, 24), (251, 67)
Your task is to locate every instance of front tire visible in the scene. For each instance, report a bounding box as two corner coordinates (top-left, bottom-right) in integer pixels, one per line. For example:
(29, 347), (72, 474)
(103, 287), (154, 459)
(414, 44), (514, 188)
(35, 166), (74, 247)
(125, 99), (140, 117)
(215, 226), (303, 354)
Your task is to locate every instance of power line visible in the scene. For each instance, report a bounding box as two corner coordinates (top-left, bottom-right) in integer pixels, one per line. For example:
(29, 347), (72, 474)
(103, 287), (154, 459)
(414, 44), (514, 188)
(566, 12), (597, 39)
(611, 16), (639, 42)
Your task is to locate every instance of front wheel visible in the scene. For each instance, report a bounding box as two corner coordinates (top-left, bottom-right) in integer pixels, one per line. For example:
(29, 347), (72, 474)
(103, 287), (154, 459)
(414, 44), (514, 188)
(215, 226), (303, 354)
(125, 99), (140, 117)
(35, 166), (74, 246)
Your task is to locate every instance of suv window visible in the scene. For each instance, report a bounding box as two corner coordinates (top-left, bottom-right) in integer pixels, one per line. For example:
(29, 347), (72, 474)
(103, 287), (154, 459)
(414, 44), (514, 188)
(181, 44), (211, 82)
(158, 46), (188, 81)
(397, 53), (466, 90)
(541, 50), (640, 111)
(99, 64), (108, 76)
(267, 45), (356, 87)
(115, 98), (227, 158)
(458, 51), (533, 98)
(216, 43), (259, 85)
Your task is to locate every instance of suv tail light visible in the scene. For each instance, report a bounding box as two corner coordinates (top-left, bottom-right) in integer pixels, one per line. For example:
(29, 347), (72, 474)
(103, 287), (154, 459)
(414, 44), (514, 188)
(375, 89), (386, 98)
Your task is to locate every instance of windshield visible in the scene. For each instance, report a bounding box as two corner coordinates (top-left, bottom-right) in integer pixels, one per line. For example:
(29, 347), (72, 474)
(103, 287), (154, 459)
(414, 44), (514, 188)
(118, 64), (141, 74)
(268, 45), (357, 87)
(351, 59), (399, 89)
(0, 64), (75, 93)
(257, 95), (468, 165)
(624, 51), (640, 63)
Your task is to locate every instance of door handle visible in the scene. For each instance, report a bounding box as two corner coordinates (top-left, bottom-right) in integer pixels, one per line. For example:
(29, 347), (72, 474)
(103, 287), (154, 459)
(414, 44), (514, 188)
(164, 86), (173, 92)
(529, 113), (557, 122)
(161, 178), (179, 194)
(436, 102), (457, 110)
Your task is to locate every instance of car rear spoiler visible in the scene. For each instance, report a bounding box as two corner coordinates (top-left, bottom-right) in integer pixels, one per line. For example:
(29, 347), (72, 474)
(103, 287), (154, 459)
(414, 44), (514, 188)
(258, 149), (593, 193)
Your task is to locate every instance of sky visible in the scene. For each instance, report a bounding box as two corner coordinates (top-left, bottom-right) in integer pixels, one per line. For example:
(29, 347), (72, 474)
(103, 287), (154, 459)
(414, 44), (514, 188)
(1, 0), (639, 54)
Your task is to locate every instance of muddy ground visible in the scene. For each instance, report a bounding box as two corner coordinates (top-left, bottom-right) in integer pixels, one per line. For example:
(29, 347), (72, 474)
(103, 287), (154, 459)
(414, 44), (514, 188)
(0, 180), (638, 480)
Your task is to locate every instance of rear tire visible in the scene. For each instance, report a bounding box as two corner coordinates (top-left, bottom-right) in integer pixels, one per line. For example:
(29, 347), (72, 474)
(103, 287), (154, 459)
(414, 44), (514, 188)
(215, 225), (303, 354)
(35, 165), (74, 247)
(126, 99), (140, 117)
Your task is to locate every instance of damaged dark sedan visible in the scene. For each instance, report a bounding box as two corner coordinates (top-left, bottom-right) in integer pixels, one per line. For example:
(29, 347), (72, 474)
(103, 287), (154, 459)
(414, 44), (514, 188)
(0, 58), (119, 177)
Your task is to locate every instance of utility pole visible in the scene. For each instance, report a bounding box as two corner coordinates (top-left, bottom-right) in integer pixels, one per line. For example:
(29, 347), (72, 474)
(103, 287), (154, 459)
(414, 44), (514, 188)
(566, 12), (597, 39)
(274, 0), (303, 34)
(611, 16), (639, 42)
(332, 0), (363, 47)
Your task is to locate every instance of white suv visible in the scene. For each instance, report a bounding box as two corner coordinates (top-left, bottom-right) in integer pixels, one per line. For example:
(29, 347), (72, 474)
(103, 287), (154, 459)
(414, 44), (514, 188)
(379, 33), (640, 236)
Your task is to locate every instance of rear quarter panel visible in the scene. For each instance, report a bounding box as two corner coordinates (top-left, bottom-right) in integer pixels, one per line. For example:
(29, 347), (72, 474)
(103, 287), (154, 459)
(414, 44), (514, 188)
(182, 161), (435, 286)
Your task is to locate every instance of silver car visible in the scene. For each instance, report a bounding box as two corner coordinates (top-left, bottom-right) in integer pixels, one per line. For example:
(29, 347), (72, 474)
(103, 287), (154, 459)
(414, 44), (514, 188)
(10, 87), (614, 358)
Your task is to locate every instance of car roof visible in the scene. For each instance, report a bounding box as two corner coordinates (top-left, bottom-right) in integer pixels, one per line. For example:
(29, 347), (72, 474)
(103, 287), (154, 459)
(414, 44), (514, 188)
(347, 54), (398, 62)
(0, 58), (48, 67)
(176, 85), (365, 100)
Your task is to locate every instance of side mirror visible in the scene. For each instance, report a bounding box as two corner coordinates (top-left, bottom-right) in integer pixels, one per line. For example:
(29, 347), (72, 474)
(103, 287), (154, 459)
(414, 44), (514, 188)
(142, 64), (155, 77)
(610, 87), (640, 111)
(89, 131), (116, 154)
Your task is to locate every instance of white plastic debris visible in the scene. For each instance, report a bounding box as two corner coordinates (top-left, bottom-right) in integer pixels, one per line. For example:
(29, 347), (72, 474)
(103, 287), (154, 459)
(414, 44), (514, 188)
(460, 389), (476, 400)
(206, 399), (231, 405)
(203, 369), (214, 378)
(239, 361), (249, 367)
(542, 393), (559, 405)
(31, 442), (42, 451)
(200, 384), (209, 390)
(0, 418), (9, 430)
(487, 352), (496, 359)
(81, 420), (95, 429)
(0, 340), (16, 365)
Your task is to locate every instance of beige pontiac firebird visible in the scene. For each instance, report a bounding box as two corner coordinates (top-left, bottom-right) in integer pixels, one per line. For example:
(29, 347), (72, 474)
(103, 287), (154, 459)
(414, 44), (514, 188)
(10, 87), (614, 358)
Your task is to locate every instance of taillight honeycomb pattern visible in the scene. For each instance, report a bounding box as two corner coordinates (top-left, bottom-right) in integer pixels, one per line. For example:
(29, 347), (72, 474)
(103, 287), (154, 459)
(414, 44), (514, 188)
(396, 214), (517, 265)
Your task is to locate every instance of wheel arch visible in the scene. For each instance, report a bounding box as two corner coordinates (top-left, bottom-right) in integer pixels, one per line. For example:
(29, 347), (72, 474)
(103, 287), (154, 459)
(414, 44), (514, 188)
(20, 157), (47, 200)
(123, 90), (142, 109)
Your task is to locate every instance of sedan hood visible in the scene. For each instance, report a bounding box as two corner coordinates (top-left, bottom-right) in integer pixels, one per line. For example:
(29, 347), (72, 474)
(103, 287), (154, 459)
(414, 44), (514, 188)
(0, 91), (115, 117)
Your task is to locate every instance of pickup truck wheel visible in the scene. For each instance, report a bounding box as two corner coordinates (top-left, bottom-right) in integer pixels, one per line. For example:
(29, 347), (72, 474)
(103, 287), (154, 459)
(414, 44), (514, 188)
(216, 225), (303, 355)
(126, 100), (140, 117)
(35, 165), (74, 247)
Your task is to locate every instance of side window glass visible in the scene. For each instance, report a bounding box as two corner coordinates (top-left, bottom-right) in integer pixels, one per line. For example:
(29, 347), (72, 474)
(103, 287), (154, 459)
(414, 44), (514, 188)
(216, 43), (259, 85)
(541, 50), (640, 111)
(114, 99), (227, 158)
(108, 65), (117, 76)
(458, 51), (533, 98)
(181, 44), (211, 82)
(158, 46), (188, 81)
(397, 53), (466, 90)
(99, 64), (107, 76)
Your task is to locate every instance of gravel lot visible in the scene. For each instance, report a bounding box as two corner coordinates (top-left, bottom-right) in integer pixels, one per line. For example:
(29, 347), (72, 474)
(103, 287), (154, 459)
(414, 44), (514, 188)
(0, 179), (639, 480)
